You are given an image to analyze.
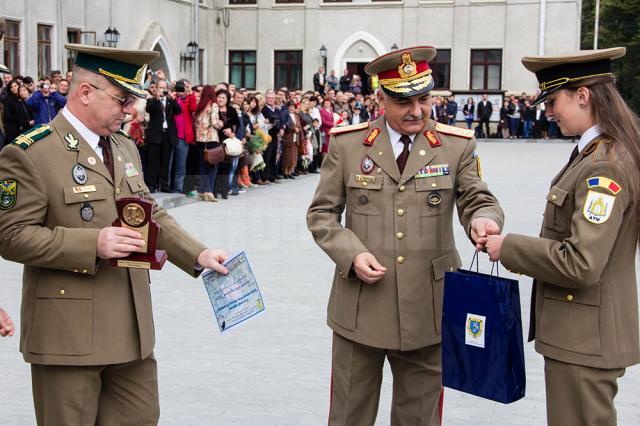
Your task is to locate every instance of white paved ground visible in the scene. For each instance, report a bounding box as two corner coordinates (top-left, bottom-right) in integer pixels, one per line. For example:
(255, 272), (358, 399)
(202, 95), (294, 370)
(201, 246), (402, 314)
(1, 141), (639, 425)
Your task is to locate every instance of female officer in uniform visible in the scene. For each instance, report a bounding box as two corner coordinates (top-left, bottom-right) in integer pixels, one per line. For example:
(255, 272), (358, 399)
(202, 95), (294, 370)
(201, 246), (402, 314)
(486, 47), (640, 425)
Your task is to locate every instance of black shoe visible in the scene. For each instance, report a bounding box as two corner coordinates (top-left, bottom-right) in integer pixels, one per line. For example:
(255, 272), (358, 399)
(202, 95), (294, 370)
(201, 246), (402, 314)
(289, 174), (296, 179)
(292, 172), (299, 177)
(277, 174), (285, 179)
(231, 189), (239, 195)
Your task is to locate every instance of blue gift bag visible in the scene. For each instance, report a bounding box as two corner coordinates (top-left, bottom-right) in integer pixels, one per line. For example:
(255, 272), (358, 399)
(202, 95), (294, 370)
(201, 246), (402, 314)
(442, 255), (526, 404)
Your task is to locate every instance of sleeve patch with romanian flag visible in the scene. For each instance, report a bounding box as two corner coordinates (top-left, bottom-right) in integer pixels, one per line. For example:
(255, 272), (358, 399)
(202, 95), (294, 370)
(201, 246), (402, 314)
(586, 176), (621, 194)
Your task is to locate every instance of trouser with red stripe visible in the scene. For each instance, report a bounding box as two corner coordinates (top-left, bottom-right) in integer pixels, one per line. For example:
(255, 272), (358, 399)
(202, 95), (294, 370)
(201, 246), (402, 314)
(329, 332), (443, 426)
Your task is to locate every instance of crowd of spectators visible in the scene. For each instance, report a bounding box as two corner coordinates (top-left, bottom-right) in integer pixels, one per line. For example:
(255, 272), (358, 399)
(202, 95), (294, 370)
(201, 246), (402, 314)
(0, 66), (563, 202)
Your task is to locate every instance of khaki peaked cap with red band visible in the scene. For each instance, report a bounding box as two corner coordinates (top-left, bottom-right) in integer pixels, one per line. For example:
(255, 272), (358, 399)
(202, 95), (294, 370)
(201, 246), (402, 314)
(365, 46), (437, 98)
(522, 47), (626, 106)
(65, 43), (160, 98)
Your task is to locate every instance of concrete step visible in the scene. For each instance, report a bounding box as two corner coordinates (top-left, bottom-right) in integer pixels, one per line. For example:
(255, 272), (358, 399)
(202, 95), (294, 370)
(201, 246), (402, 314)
(150, 192), (200, 209)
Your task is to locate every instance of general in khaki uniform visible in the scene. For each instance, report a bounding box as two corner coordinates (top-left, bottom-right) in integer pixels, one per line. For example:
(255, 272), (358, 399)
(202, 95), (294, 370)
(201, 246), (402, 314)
(497, 48), (639, 425)
(307, 47), (504, 425)
(0, 45), (212, 425)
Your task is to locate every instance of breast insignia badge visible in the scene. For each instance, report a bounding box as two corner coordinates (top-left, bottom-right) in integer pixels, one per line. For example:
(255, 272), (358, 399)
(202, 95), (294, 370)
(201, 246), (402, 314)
(360, 156), (374, 174)
(72, 164), (88, 185)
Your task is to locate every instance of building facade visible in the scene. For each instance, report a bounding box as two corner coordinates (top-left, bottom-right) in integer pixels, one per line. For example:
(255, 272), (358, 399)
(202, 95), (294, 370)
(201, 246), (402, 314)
(1, 0), (581, 96)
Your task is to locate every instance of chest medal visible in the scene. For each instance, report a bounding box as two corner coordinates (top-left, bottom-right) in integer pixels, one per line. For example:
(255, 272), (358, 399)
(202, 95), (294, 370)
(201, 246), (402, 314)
(427, 191), (442, 207)
(72, 164), (88, 185)
(80, 202), (94, 222)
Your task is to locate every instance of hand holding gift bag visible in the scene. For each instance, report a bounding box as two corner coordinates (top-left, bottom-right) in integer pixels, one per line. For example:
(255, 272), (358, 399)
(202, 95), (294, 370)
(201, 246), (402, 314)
(442, 252), (526, 404)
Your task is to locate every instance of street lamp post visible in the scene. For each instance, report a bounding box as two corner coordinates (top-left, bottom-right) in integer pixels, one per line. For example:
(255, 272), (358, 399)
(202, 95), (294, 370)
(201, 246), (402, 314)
(390, 43), (398, 51)
(319, 45), (327, 73)
(104, 27), (120, 48)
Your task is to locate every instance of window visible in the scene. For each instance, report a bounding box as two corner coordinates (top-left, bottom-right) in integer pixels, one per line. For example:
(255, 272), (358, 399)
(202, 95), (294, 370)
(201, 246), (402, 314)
(275, 0), (304, 3)
(274, 50), (302, 90)
(323, 0), (352, 2)
(229, 0), (256, 4)
(430, 49), (451, 90)
(67, 28), (81, 72)
(37, 24), (53, 78)
(470, 49), (501, 90)
(229, 51), (256, 90)
(3, 20), (20, 75)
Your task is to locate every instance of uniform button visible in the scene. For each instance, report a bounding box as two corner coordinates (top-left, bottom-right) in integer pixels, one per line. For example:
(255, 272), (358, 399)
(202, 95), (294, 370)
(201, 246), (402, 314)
(84, 194), (89, 199)
(397, 208), (405, 216)
(396, 232), (404, 240)
(82, 269), (88, 274)
(431, 183), (437, 188)
(361, 182), (368, 188)
(138, 182), (143, 188)
(566, 294), (574, 301)
(73, 269), (79, 273)
(58, 289), (65, 295)
(115, 188), (121, 195)
(551, 194), (557, 201)
(399, 185), (406, 192)
(397, 256), (405, 264)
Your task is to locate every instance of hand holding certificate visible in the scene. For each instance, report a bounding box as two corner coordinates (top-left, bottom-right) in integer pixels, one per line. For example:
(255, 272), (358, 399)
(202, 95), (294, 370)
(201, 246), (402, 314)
(202, 251), (265, 332)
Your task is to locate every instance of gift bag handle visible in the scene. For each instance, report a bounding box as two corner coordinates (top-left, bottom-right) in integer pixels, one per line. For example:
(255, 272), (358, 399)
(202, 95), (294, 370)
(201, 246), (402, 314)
(491, 261), (501, 277)
(469, 251), (480, 273)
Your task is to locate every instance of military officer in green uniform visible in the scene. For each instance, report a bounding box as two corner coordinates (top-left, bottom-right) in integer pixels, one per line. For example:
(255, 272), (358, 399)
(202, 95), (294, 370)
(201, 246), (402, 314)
(0, 44), (229, 424)
(307, 46), (504, 425)
(487, 48), (640, 426)
(0, 60), (15, 339)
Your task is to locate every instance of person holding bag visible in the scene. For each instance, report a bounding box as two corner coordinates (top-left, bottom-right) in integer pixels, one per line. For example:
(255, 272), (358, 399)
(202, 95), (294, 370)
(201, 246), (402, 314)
(486, 47), (640, 426)
(194, 85), (223, 202)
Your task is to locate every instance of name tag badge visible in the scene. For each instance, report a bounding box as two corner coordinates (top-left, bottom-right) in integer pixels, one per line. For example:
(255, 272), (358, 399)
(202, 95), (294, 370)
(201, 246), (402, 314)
(124, 162), (140, 178)
(355, 175), (376, 183)
(72, 185), (97, 194)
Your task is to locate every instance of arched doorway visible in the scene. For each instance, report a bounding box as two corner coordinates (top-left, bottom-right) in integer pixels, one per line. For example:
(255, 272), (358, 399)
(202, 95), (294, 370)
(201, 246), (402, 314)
(137, 23), (177, 81)
(332, 31), (387, 95)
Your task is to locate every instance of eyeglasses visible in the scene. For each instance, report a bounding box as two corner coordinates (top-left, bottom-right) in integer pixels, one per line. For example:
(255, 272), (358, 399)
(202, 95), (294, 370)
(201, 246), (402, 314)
(88, 83), (136, 109)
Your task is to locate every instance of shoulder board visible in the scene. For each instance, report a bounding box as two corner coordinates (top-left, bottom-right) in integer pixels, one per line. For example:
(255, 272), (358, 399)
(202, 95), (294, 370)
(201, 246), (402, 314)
(330, 121), (370, 136)
(12, 125), (52, 150)
(435, 122), (475, 139)
(117, 129), (133, 140)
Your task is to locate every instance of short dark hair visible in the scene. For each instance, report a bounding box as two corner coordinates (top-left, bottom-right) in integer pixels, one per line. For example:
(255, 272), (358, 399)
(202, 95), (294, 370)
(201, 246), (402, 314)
(23, 76), (34, 85)
(51, 70), (62, 76)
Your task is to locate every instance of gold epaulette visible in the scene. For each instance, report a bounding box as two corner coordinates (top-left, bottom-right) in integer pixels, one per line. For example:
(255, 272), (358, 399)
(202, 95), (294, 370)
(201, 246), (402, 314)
(330, 122), (370, 136)
(435, 122), (475, 139)
(12, 125), (52, 150)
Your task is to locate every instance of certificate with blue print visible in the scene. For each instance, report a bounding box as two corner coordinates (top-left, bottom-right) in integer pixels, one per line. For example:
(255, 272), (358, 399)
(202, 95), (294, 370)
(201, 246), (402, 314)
(202, 251), (265, 332)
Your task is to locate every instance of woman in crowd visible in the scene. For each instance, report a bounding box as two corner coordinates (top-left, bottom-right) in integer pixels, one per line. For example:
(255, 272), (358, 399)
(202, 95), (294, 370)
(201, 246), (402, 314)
(282, 101), (305, 179)
(487, 47), (640, 426)
(463, 97), (475, 129)
(508, 98), (521, 139)
(349, 75), (362, 95)
(319, 98), (334, 161)
(298, 98), (313, 174)
(2, 79), (33, 146)
(215, 89), (239, 200)
(499, 100), (511, 139)
(194, 85), (223, 202)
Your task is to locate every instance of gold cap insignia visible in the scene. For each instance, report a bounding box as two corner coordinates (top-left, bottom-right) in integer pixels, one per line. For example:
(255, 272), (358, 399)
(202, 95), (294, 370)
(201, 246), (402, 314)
(398, 53), (417, 79)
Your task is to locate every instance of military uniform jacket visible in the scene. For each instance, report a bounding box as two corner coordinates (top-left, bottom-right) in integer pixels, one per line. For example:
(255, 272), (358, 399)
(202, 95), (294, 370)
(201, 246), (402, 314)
(307, 117), (503, 351)
(502, 138), (640, 369)
(0, 113), (206, 366)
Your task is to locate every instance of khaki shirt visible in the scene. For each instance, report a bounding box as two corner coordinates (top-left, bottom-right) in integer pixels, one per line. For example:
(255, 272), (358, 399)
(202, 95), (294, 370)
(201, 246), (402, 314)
(502, 138), (640, 369)
(0, 113), (206, 366)
(307, 117), (503, 351)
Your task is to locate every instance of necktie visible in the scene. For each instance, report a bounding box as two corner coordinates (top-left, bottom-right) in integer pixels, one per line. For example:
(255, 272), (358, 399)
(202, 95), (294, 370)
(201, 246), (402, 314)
(98, 136), (114, 179)
(396, 135), (411, 174)
(568, 145), (579, 164)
